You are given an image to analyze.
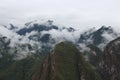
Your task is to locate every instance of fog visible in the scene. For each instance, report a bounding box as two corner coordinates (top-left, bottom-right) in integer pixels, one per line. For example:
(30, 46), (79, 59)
(0, 0), (120, 30)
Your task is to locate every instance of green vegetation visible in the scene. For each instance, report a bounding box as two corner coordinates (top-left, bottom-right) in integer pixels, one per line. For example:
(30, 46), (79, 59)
(0, 54), (44, 80)
(55, 42), (80, 80)
(54, 42), (102, 80)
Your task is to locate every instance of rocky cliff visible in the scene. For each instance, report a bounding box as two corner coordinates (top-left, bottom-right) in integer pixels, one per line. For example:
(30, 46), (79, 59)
(100, 37), (120, 80)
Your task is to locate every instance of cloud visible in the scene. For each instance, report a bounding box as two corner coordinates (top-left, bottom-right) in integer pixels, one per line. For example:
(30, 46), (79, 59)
(78, 43), (90, 52)
(0, 0), (120, 29)
(97, 29), (120, 49)
(40, 28), (81, 44)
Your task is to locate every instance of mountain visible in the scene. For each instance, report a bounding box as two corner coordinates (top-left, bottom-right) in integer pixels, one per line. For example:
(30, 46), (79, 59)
(84, 37), (120, 80)
(17, 20), (75, 35)
(16, 21), (120, 54)
(17, 21), (59, 35)
(78, 26), (119, 50)
(34, 41), (102, 80)
(0, 20), (120, 60)
(15, 20), (77, 54)
(0, 41), (102, 80)
(99, 37), (120, 80)
(1, 19), (120, 80)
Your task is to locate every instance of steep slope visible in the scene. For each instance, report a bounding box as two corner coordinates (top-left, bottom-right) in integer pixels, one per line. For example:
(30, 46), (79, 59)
(33, 42), (101, 80)
(86, 44), (103, 67)
(100, 37), (120, 80)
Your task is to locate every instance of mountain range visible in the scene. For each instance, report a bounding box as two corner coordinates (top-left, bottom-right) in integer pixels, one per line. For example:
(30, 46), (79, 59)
(0, 20), (120, 80)
(0, 20), (119, 55)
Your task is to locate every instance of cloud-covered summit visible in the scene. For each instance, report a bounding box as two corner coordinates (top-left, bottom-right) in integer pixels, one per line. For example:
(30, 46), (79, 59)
(0, 20), (119, 52)
(0, 19), (120, 60)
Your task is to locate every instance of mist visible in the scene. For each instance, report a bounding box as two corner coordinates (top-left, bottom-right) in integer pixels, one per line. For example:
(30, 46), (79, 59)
(0, 0), (120, 30)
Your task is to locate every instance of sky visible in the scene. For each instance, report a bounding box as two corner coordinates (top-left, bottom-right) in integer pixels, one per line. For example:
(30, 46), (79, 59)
(0, 0), (120, 30)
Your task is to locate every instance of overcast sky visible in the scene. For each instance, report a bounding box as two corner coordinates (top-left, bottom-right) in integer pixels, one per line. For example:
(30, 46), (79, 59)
(0, 0), (120, 29)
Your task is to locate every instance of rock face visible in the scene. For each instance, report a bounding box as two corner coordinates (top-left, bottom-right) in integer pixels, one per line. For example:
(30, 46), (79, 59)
(79, 26), (118, 46)
(100, 37), (120, 80)
(33, 42), (101, 80)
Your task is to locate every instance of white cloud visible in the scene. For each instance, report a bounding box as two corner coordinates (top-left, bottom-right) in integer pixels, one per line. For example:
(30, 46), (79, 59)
(40, 28), (81, 44)
(0, 26), (16, 38)
(78, 43), (90, 52)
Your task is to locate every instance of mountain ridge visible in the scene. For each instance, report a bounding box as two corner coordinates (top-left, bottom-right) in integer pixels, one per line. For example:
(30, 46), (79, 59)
(0, 20), (120, 59)
(0, 36), (120, 80)
(33, 41), (101, 80)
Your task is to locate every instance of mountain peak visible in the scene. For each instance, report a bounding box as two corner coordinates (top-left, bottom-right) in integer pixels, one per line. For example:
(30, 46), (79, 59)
(32, 41), (101, 80)
(17, 20), (59, 35)
(78, 26), (118, 49)
(96, 26), (114, 35)
(24, 19), (54, 27)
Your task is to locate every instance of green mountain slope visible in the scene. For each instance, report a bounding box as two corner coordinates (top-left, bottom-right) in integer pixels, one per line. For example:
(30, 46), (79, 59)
(33, 41), (101, 80)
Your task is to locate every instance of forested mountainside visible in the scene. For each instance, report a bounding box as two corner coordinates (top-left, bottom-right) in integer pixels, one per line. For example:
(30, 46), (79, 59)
(0, 37), (120, 80)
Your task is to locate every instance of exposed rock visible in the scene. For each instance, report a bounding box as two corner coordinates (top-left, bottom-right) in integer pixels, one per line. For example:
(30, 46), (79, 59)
(100, 37), (120, 80)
